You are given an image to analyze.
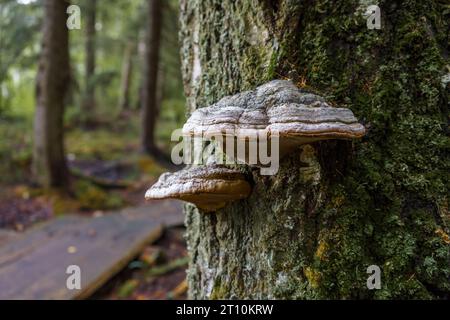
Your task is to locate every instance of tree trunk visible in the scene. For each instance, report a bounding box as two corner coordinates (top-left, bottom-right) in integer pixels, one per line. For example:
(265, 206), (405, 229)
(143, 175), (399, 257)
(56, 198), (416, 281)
(156, 66), (164, 117)
(141, 0), (162, 154)
(33, 0), (70, 189)
(119, 41), (134, 110)
(180, 0), (450, 299)
(82, 0), (96, 113)
(0, 86), (3, 113)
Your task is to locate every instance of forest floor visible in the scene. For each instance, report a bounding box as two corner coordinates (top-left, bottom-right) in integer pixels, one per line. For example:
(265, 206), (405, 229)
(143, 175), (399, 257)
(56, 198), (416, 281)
(0, 107), (187, 299)
(94, 226), (188, 300)
(0, 109), (180, 229)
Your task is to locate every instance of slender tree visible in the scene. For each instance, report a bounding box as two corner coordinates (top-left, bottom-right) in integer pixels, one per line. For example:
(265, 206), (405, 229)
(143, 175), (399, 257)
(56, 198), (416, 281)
(33, 0), (70, 188)
(119, 41), (134, 111)
(180, 0), (450, 299)
(140, 0), (162, 155)
(82, 0), (96, 115)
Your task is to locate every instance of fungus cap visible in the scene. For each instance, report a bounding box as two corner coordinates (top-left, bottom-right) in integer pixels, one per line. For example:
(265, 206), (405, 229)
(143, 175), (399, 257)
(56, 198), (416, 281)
(145, 165), (252, 212)
(182, 80), (365, 154)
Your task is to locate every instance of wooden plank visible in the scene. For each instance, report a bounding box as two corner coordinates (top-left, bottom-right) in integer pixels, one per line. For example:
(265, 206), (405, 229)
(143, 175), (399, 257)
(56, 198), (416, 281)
(0, 230), (18, 247)
(0, 200), (183, 300)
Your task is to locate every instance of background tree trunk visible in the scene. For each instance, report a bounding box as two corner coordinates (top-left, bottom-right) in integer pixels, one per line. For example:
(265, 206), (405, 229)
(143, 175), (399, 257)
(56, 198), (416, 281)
(140, 0), (162, 155)
(119, 41), (134, 111)
(33, 0), (70, 189)
(82, 0), (96, 114)
(156, 66), (164, 117)
(180, 0), (449, 299)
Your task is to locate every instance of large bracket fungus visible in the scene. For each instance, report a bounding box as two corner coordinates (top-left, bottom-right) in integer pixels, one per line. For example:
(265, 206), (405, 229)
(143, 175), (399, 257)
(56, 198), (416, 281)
(182, 80), (366, 164)
(145, 164), (252, 212)
(146, 80), (365, 211)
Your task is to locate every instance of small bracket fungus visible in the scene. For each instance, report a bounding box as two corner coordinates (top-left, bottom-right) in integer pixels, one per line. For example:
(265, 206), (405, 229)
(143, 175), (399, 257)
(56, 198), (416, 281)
(182, 80), (366, 166)
(145, 165), (252, 212)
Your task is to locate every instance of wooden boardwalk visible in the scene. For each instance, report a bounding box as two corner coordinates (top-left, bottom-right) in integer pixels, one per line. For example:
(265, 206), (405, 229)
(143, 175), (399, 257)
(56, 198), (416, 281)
(0, 200), (183, 300)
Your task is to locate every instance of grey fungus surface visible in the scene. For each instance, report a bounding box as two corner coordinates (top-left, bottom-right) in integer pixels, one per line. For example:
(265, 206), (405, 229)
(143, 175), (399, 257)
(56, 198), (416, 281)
(146, 80), (365, 210)
(182, 80), (366, 153)
(145, 165), (252, 212)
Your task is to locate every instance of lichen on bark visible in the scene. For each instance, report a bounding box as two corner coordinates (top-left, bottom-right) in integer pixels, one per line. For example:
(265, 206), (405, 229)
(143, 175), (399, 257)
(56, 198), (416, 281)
(180, 0), (449, 299)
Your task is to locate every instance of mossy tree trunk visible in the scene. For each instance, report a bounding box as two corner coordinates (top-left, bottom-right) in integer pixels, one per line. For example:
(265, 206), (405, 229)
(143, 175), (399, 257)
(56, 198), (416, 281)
(180, 0), (449, 299)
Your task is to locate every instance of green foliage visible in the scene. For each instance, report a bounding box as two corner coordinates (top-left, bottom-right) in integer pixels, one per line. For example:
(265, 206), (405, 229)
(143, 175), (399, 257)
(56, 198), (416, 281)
(74, 180), (124, 211)
(0, 115), (33, 184)
(156, 98), (186, 147)
(66, 127), (136, 161)
(0, 0), (41, 114)
(0, 0), (185, 183)
(1, 0), (184, 119)
(116, 279), (139, 299)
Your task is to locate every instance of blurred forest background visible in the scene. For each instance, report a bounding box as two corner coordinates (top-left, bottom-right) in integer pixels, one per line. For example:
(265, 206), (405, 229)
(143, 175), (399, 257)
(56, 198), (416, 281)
(0, 0), (187, 299)
(1, 0), (185, 220)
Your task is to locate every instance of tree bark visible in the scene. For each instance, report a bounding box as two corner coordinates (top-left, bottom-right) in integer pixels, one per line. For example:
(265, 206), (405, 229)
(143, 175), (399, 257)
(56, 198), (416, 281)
(119, 41), (134, 110)
(82, 0), (96, 113)
(33, 0), (70, 189)
(141, 0), (162, 154)
(180, 0), (450, 299)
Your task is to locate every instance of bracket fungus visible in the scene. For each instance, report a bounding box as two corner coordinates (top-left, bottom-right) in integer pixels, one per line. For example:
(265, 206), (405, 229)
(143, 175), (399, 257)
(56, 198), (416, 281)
(182, 80), (366, 161)
(145, 165), (252, 212)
